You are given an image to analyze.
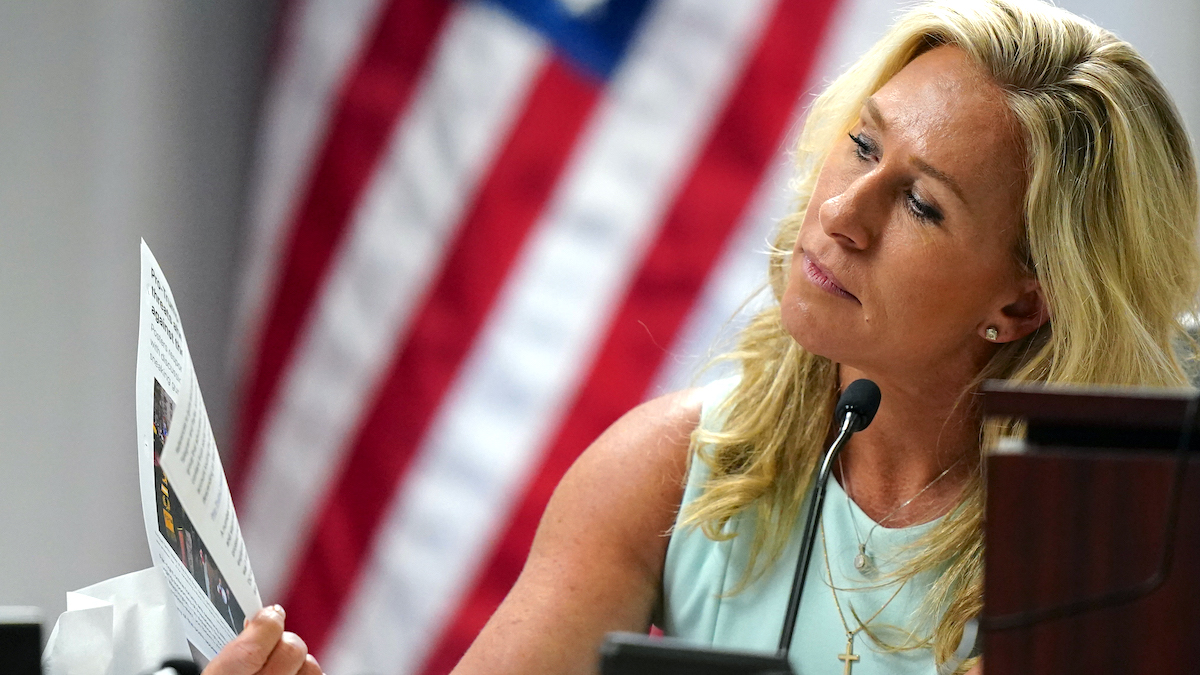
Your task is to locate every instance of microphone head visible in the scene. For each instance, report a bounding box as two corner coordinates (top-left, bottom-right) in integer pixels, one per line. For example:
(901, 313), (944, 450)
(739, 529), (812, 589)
(836, 379), (881, 432)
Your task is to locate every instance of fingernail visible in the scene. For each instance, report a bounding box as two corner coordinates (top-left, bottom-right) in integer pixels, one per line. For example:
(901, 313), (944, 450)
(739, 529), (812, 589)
(243, 617), (250, 629)
(273, 604), (286, 619)
(254, 604), (285, 624)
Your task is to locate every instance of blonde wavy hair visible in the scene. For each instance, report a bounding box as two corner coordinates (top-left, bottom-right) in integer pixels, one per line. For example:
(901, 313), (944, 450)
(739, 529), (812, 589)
(681, 0), (1199, 670)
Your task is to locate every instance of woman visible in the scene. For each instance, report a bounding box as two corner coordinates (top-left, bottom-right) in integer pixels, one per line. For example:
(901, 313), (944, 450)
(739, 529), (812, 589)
(209, 0), (1199, 673)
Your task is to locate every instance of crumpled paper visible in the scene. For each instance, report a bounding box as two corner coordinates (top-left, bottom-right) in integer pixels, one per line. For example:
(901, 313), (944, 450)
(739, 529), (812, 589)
(42, 567), (191, 675)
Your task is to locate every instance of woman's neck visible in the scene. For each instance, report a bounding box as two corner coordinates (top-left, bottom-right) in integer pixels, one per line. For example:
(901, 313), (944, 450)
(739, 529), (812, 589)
(835, 363), (981, 527)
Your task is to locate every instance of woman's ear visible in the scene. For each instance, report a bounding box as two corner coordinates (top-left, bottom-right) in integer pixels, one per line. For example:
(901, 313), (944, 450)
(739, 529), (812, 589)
(981, 277), (1048, 343)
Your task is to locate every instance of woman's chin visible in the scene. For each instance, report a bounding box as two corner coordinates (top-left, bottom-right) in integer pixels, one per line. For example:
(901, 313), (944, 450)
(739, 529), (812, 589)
(780, 301), (853, 364)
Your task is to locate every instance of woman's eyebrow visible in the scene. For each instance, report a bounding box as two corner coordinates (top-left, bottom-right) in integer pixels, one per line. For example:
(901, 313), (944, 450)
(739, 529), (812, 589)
(864, 97), (888, 130)
(912, 156), (967, 204)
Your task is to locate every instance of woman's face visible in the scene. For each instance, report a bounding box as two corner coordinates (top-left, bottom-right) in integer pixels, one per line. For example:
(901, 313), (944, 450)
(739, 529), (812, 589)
(782, 45), (1039, 386)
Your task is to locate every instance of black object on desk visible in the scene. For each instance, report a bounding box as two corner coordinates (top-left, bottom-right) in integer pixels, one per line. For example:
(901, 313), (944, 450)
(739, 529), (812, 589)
(600, 633), (791, 675)
(0, 606), (42, 675)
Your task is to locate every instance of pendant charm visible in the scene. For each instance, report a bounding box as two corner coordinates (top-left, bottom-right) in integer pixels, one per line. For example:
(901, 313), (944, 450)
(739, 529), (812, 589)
(838, 634), (860, 675)
(853, 545), (874, 574)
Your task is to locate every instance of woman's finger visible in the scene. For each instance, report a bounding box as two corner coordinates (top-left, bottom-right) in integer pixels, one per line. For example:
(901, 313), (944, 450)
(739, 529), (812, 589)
(258, 632), (310, 675)
(297, 654), (323, 675)
(204, 605), (286, 675)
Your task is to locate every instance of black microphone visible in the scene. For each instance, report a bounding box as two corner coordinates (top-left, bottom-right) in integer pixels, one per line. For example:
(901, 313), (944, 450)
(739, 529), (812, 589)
(777, 379), (881, 656)
(836, 379), (882, 433)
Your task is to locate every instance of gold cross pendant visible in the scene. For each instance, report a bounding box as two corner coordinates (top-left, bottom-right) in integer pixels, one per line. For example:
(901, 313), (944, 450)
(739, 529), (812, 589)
(838, 635), (860, 675)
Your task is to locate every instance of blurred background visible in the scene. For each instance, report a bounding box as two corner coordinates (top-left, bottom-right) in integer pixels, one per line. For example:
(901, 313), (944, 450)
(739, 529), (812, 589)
(1, 1), (1197, 673)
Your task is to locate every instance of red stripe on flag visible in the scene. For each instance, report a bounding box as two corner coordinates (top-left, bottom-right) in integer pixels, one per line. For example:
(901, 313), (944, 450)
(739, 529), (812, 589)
(418, 0), (841, 670)
(279, 58), (601, 655)
(233, 0), (452, 496)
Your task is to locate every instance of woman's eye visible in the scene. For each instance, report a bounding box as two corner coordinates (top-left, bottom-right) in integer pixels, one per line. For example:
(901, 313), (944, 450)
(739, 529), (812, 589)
(849, 132), (875, 161)
(906, 191), (944, 224)
(847, 132), (943, 224)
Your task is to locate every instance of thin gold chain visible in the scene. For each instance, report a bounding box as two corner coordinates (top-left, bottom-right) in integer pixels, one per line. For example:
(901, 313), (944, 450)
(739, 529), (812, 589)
(839, 454), (962, 556)
(820, 519), (906, 638)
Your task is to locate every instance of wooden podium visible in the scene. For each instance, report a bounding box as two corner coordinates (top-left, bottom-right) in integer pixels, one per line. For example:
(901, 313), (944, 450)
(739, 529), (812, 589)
(980, 382), (1200, 673)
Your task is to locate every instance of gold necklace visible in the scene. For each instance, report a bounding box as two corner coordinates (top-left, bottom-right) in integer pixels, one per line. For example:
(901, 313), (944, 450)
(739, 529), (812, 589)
(820, 520), (906, 675)
(839, 454), (962, 575)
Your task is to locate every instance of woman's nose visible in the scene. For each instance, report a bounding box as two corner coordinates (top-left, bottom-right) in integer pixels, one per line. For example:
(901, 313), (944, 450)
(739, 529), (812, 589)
(817, 175), (879, 250)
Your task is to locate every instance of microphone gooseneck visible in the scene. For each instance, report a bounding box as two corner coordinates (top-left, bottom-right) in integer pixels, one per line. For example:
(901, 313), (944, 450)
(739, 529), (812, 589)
(777, 379), (881, 657)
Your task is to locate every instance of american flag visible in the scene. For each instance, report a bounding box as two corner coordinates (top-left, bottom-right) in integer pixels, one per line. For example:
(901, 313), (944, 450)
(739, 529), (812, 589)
(231, 0), (901, 671)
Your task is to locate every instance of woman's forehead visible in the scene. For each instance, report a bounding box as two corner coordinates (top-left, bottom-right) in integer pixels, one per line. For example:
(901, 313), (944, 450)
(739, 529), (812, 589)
(868, 45), (1025, 213)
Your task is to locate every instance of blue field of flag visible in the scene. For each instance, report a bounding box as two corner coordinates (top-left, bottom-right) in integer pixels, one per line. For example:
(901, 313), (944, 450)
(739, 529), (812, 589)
(484, 0), (655, 79)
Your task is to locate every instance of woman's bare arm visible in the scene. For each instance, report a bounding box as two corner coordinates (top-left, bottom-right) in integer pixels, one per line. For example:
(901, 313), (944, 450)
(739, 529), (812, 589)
(451, 388), (702, 675)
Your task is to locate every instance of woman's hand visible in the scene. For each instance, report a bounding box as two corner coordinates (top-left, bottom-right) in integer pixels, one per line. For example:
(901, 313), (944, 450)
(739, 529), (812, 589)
(203, 605), (322, 675)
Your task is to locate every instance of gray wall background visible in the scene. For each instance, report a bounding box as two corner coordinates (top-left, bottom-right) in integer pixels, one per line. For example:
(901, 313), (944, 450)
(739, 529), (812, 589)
(0, 0), (1196, 626)
(0, 1), (274, 621)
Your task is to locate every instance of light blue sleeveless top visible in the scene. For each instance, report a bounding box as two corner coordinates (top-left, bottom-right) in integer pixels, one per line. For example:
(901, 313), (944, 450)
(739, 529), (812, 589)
(661, 377), (945, 675)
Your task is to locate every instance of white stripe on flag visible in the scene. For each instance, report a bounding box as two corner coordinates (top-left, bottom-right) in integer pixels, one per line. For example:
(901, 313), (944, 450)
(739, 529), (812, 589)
(323, 1), (780, 672)
(233, 0), (388, 376)
(807, 0), (906, 91)
(647, 153), (783, 396)
(648, 0), (915, 396)
(239, 2), (549, 600)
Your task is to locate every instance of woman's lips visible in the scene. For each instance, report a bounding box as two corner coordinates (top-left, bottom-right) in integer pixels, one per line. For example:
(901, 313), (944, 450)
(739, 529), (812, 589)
(802, 253), (858, 302)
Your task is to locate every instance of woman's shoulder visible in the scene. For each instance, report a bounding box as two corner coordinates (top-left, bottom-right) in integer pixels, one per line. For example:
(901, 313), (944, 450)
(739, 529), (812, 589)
(450, 386), (709, 673)
(525, 386), (711, 599)
(578, 374), (744, 486)
(609, 386), (707, 446)
(567, 386), (705, 493)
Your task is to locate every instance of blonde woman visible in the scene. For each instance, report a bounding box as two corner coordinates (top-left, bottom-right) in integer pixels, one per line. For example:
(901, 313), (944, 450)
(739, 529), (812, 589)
(208, 0), (1198, 674)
